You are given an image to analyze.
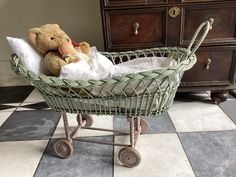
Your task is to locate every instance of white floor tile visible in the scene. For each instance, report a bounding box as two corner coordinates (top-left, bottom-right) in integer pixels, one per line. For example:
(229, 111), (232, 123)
(0, 140), (48, 177)
(53, 114), (113, 138)
(0, 112), (12, 126)
(168, 102), (236, 132)
(114, 134), (196, 177)
(24, 89), (44, 102)
(2, 103), (20, 106)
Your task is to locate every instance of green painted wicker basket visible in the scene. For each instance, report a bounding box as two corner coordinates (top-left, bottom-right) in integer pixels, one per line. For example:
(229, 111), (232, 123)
(11, 19), (213, 117)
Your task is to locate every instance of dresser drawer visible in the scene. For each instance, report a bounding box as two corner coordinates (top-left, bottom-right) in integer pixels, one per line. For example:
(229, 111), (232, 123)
(181, 47), (236, 85)
(103, 0), (167, 7)
(180, 3), (236, 46)
(104, 8), (167, 51)
(181, 0), (234, 3)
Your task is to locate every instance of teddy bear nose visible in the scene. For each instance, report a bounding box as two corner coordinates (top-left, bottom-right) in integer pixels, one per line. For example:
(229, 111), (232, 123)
(50, 37), (55, 40)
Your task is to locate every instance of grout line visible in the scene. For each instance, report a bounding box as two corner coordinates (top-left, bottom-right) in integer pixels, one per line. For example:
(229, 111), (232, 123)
(48, 112), (62, 139)
(0, 111), (14, 128)
(14, 102), (24, 111)
(166, 112), (177, 134)
(32, 139), (51, 177)
(175, 129), (236, 134)
(168, 112), (198, 177)
(218, 102), (236, 126)
(112, 135), (115, 177)
(167, 112), (197, 177)
(176, 132), (198, 177)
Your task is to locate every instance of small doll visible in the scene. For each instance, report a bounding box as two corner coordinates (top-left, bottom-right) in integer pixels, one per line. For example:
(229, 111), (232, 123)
(58, 41), (90, 64)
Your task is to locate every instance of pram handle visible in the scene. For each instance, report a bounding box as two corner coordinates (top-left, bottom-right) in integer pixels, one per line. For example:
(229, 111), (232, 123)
(187, 18), (214, 57)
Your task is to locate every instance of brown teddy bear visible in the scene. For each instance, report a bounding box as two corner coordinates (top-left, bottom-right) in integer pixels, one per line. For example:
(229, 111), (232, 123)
(28, 24), (90, 76)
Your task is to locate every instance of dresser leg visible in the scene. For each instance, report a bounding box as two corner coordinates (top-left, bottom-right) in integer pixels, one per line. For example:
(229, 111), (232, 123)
(210, 91), (228, 104)
(229, 90), (236, 97)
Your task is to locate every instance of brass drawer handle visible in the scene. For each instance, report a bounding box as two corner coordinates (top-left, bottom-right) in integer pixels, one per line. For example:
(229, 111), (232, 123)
(133, 22), (139, 36)
(205, 58), (212, 69)
(169, 7), (181, 18)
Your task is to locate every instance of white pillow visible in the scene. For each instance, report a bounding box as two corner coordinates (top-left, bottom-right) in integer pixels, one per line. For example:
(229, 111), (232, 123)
(6, 36), (48, 74)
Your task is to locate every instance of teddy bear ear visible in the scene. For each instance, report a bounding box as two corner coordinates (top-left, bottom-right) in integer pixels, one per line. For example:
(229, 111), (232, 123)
(28, 28), (41, 47)
(48, 24), (60, 29)
(54, 24), (60, 28)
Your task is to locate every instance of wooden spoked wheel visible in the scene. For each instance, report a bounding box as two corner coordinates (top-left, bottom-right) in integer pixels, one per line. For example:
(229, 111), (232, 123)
(53, 139), (74, 159)
(76, 114), (94, 127)
(118, 147), (141, 168)
(135, 117), (149, 134)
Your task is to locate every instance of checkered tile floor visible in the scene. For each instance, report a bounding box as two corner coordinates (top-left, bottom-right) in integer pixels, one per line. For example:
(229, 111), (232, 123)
(0, 86), (236, 177)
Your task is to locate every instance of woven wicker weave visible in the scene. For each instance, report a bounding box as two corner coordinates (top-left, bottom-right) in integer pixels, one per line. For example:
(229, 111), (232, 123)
(10, 19), (213, 117)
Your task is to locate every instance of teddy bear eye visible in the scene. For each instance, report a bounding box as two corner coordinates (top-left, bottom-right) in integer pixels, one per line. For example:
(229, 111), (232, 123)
(50, 37), (55, 40)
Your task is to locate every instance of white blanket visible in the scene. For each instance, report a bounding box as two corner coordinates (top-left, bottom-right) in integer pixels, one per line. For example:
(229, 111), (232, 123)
(59, 47), (177, 81)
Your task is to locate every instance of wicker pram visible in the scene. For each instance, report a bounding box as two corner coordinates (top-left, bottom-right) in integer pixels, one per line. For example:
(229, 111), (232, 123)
(11, 19), (213, 168)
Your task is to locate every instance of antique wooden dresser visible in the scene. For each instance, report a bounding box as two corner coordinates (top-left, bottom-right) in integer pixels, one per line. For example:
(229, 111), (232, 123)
(100, 0), (236, 103)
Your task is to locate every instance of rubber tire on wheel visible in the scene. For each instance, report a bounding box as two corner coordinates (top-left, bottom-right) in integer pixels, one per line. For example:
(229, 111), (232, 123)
(53, 139), (74, 159)
(135, 117), (149, 134)
(76, 114), (93, 127)
(118, 147), (141, 168)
